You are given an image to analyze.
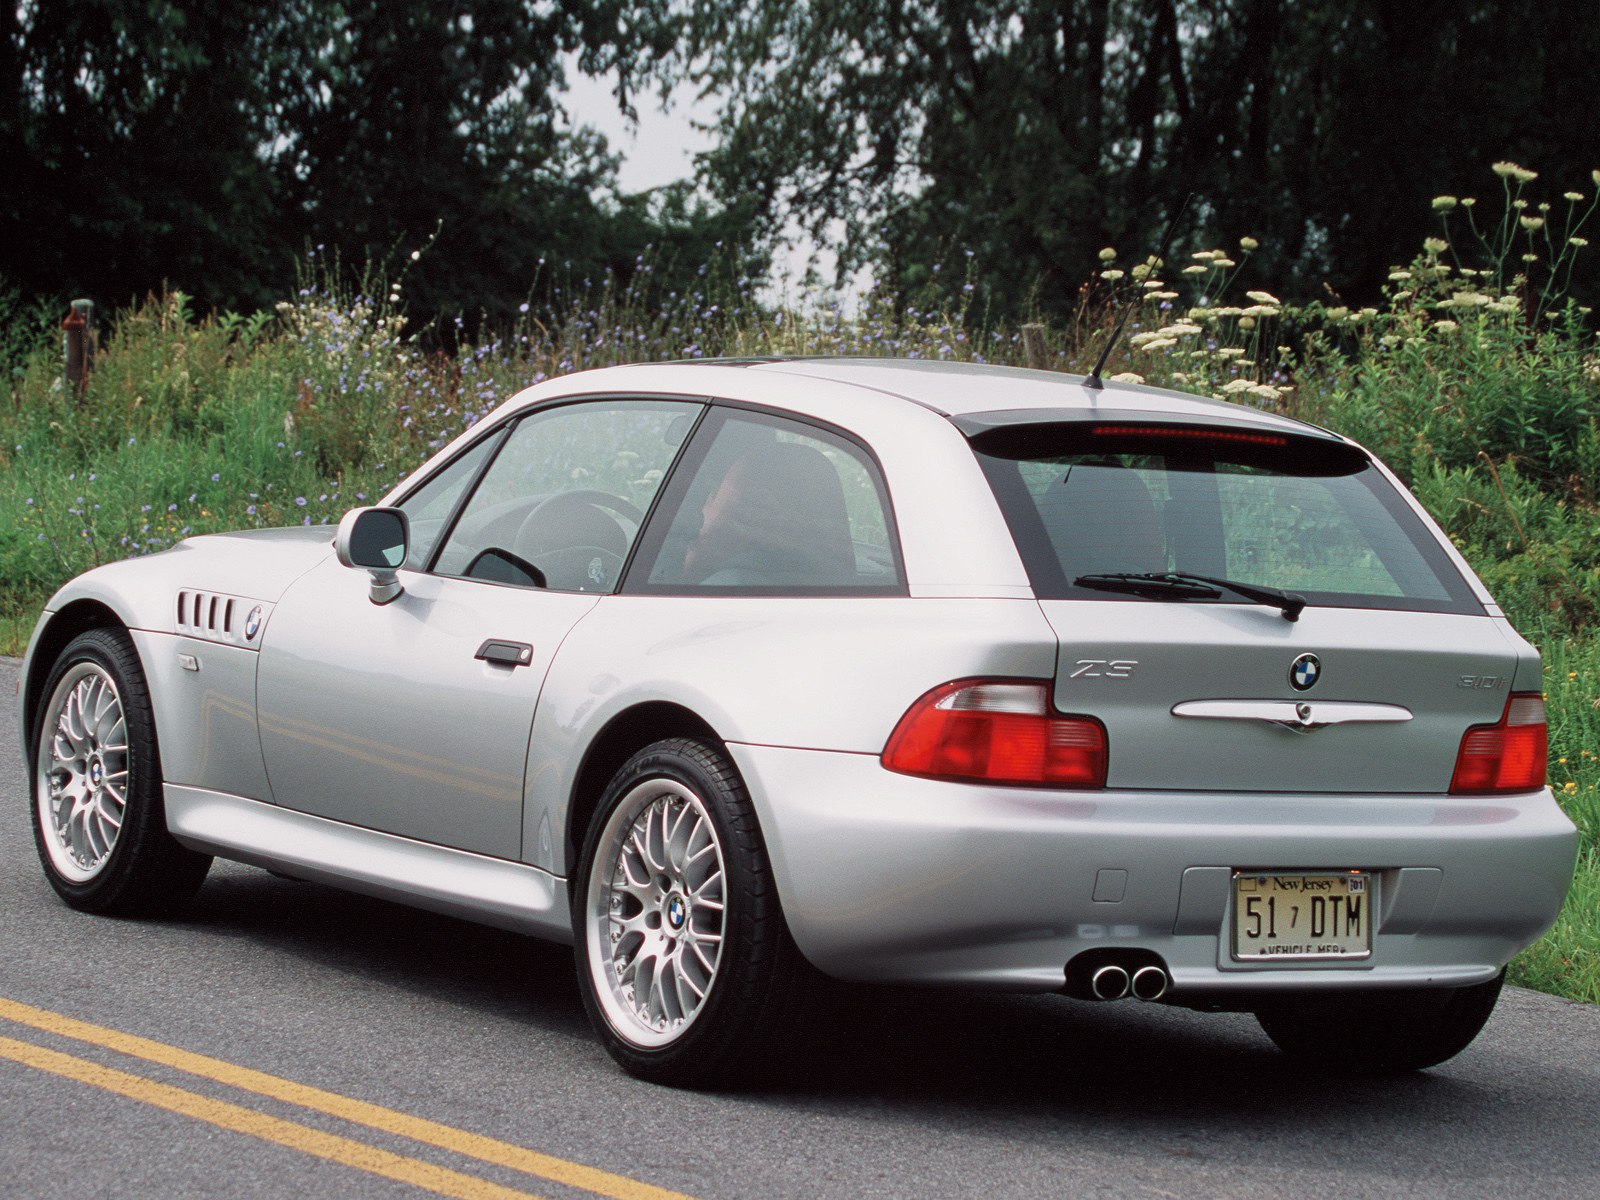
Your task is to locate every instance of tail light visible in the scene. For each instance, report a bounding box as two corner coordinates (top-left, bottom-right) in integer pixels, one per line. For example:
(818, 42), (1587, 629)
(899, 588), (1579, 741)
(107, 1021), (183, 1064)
(1449, 693), (1547, 794)
(882, 679), (1107, 787)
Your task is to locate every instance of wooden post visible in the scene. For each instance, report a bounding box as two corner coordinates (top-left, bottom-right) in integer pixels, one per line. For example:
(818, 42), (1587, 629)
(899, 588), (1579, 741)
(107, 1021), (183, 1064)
(1021, 322), (1049, 370)
(62, 299), (94, 404)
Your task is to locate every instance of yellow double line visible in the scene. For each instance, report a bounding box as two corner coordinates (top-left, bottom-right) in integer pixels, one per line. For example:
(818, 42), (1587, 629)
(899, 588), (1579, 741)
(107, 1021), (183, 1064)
(0, 997), (700, 1200)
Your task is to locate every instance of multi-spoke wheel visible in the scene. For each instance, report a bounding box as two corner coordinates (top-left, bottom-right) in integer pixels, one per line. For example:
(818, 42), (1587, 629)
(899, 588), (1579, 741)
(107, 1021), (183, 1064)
(32, 628), (211, 914)
(574, 737), (822, 1086)
(38, 660), (129, 882)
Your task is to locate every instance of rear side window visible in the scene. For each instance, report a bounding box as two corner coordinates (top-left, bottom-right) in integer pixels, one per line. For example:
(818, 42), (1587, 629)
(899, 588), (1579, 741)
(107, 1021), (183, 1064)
(627, 408), (904, 595)
(975, 423), (1482, 614)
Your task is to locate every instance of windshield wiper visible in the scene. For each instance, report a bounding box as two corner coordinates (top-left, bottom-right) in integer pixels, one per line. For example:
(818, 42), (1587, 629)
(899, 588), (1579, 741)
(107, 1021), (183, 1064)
(1072, 572), (1306, 621)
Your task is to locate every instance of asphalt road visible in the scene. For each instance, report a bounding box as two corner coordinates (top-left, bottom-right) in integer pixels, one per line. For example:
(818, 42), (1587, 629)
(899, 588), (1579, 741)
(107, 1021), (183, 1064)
(4, 653), (1600, 1199)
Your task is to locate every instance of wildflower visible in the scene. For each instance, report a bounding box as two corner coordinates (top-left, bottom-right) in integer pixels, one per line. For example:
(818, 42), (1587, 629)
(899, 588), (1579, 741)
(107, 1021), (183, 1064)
(1423, 237), (1449, 254)
(1432, 196), (1458, 210)
(410, 249), (421, 260)
(1242, 305), (1280, 318)
(1238, 317), (1257, 330)
(1521, 253), (1539, 262)
(168, 503), (177, 512)
(247, 505), (256, 515)
(1388, 271), (1413, 281)
(1492, 161), (1537, 181)
(1520, 215), (1545, 230)
(1447, 291), (1491, 308)
(1221, 379), (1257, 394)
(188, 493), (196, 503)
(1432, 320), (1459, 333)
(295, 497), (307, 506)
(1462, 197), (1477, 208)
(1593, 169), (1600, 187)
(1246, 290), (1279, 305)
(1137, 337), (1177, 351)
(1380, 334), (1402, 347)
(1098, 247), (1117, 261)
(1108, 372), (1145, 384)
(1571, 237), (1589, 248)
(1182, 264), (1209, 275)
(1213, 257), (1236, 269)
(1513, 198), (1529, 209)
(1100, 269), (1125, 281)
(1325, 306), (1350, 319)
(1239, 236), (1259, 251)
(1166, 323), (1204, 336)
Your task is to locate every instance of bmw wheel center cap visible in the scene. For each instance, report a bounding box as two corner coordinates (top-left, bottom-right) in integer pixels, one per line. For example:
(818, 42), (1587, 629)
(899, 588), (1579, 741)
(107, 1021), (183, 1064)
(1289, 653), (1321, 691)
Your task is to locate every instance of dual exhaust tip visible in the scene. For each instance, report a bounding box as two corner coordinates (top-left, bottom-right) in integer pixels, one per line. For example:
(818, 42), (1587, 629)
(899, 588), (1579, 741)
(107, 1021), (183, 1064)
(1090, 963), (1170, 1002)
(1064, 950), (1172, 1002)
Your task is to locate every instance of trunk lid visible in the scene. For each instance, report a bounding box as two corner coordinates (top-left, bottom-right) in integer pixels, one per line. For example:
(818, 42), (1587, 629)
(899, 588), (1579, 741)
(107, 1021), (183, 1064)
(1041, 599), (1519, 794)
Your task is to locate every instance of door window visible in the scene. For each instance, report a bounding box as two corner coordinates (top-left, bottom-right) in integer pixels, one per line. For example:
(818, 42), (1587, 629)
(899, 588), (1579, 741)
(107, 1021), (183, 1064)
(433, 399), (702, 592)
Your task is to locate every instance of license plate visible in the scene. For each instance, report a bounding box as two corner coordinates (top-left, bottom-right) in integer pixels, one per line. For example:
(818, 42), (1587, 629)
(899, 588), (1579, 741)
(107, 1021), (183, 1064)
(1231, 872), (1371, 961)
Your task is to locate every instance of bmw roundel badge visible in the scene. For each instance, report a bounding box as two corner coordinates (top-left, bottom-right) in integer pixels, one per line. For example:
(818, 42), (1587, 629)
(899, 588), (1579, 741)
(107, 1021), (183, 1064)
(244, 605), (263, 641)
(1289, 652), (1321, 691)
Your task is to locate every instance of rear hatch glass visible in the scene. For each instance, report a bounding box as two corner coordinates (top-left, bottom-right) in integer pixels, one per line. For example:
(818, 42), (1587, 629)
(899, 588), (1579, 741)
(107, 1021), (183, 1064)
(971, 420), (1509, 793)
(971, 420), (1480, 615)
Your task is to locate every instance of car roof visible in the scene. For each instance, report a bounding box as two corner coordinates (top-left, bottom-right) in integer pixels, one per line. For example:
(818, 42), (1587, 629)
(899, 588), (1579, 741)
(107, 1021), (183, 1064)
(560, 357), (1338, 442)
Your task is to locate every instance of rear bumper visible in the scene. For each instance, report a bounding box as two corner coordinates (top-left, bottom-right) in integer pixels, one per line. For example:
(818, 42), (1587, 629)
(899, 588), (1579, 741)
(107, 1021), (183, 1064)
(729, 743), (1579, 996)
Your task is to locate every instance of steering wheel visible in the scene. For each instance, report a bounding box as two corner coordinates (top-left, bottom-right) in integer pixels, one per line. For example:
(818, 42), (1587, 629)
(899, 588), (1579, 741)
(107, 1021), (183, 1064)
(515, 490), (644, 591)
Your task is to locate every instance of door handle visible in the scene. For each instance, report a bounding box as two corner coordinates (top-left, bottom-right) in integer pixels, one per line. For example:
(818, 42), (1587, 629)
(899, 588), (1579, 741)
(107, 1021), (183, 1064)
(475, 639), (534, 667)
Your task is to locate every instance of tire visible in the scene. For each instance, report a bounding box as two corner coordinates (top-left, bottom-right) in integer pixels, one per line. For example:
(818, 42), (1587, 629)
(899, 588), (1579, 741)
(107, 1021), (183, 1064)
(31, 628), (212, 915)
(572, 737), (822, 1087)
(1254, 969), (1505, 1074)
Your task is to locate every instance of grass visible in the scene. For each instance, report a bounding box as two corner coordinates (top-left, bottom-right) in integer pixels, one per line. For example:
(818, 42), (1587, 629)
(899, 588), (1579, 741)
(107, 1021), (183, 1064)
(2, 161), (1598, 1004)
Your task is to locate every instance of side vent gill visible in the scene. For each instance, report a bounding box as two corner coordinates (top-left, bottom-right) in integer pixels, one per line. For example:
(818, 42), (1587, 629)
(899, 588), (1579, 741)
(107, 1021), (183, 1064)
(176, 589), (271, 649)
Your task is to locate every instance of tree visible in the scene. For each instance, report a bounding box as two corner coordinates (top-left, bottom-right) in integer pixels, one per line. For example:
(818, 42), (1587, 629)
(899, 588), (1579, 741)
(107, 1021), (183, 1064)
(687, 0), (1600, 316)
(1, 0), (753, 329)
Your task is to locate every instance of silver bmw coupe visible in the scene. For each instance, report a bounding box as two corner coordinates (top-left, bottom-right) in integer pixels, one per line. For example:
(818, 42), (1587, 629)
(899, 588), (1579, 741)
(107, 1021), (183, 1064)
(19, 358), (1578, 1085)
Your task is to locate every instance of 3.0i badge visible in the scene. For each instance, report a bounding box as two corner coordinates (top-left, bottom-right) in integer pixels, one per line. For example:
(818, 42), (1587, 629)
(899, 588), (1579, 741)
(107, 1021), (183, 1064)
(1289, 653), (1321, 691)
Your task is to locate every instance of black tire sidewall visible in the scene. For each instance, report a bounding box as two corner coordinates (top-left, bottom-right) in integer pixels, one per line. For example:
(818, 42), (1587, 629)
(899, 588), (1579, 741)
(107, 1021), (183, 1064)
(572, 736), (782, 1085)
(31, 628), (206, 915)
(1255, 968), (1506, 1073)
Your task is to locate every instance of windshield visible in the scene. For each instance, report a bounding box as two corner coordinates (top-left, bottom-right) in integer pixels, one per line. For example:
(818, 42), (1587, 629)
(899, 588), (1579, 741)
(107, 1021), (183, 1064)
(973, 422), (1482, 614)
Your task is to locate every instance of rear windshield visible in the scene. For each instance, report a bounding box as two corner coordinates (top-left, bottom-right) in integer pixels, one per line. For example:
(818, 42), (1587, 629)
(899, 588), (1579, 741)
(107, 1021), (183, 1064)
(973, 423), (1482, 614)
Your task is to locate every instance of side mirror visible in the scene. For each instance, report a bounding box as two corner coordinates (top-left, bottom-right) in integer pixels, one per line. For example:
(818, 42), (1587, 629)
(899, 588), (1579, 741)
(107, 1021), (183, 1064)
(335, 507), (409, 605)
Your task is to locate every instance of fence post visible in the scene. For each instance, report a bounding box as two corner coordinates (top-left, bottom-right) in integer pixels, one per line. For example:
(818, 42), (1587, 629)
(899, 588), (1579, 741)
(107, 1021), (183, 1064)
(1021, 322), (1049, 370)
(62, 298), (95, 404)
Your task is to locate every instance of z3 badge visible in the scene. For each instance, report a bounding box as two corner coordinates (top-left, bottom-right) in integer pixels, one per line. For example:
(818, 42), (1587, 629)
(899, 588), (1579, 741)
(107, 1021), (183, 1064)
(1072, 660), (1137, 678)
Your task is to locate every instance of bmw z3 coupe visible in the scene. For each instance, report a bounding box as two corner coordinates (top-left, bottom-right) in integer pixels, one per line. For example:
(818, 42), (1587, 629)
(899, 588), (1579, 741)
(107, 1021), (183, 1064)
(20, 358), (1578, 1085)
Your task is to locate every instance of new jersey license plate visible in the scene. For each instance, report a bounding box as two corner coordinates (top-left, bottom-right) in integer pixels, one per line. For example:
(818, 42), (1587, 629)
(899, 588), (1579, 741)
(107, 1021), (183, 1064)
(1232, 872), (1372, 961)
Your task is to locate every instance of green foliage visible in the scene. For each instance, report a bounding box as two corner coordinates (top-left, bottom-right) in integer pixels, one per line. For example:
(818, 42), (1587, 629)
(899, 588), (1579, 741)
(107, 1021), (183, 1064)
(0, 0), (754, 333)
(689, 0), (1600, 319)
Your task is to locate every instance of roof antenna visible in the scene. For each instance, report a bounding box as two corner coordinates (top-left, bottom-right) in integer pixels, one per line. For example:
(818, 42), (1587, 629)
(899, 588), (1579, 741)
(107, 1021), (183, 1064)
(1082, 193), (1193, 390)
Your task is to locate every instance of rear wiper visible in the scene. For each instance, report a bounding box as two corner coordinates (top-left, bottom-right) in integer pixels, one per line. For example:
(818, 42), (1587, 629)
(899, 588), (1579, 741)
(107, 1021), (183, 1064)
(1072, 572), (1306, 621)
